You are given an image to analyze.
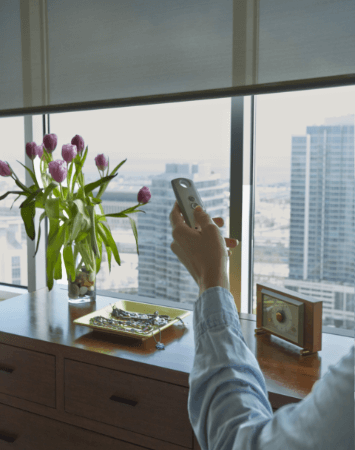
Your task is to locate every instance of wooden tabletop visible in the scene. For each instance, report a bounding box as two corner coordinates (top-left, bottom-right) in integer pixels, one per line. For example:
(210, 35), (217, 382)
(0, 284), (353, 409)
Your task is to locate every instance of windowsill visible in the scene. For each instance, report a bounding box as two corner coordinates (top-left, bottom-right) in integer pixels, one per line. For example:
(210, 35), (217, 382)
(57, 285), (354, 338)
(0, 285), (28, 301)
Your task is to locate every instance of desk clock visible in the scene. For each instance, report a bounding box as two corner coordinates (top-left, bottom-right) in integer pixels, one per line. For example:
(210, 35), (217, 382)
(255, 283), (323, 356)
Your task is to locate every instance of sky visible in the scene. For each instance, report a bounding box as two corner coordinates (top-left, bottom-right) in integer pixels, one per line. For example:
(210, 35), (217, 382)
(1, 85), (354, 185)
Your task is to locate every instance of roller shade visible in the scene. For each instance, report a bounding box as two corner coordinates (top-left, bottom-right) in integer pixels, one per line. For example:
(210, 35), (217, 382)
(1, 0), (354, 115)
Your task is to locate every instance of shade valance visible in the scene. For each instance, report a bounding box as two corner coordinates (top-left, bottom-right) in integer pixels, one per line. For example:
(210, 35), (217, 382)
(1, 0), (354, 116)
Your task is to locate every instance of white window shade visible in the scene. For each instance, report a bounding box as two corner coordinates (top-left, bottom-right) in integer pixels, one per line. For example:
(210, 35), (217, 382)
(1, 0), (354, 115)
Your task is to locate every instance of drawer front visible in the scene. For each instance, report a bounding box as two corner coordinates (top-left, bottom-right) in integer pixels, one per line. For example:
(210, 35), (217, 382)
(0, 343), (55, 407)
(65, 359), (192, 448)
(0, 402), (142, 450)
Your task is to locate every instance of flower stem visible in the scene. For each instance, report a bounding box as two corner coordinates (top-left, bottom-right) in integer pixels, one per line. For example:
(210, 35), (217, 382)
(76, 257), (84, 273)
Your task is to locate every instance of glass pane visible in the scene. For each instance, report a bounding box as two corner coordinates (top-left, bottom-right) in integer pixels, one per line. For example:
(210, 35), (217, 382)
(0, 116), (27, 288)
(253, 86), (355, 333)
(50, 99), (231, 307)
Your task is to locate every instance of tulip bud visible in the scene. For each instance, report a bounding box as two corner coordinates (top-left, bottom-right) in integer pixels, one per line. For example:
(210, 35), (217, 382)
(71, 135), (85, 154)
(137, 186), (151, 204)
(36, 144), (44, 159)
(0, 161), (12, 177)
(62, 144), (78, 163)
(26, 142), (38, 161)
(48, 160), (68, 183)
(95, 153), (109, 171)
(43, 134), (58, 153)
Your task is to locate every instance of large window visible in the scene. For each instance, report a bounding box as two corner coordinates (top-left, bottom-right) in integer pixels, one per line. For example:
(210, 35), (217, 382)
(253, 86), (355, 332)
(0, 117), (27, 287)
(50, 99), (231, 307)
(1, 86), (353, 336)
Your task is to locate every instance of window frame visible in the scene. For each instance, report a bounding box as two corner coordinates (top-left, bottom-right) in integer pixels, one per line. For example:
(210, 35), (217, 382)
(0, 88), (353, 338)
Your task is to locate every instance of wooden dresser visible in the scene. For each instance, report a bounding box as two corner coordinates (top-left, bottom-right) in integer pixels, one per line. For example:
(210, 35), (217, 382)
(0, 285), (353, 449)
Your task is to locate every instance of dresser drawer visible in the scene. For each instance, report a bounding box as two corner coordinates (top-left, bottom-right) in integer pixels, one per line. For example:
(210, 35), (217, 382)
(64, 359), (192, 448)
(0, 402), (142, 450)
(0, 343), (55, 407)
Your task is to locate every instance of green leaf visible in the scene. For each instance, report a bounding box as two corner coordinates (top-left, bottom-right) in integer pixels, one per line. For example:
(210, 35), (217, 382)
(14, 178), (31, 193)
(16, 160), (39, 188)
(42, 181), (59, 205)
(45, 198), (61, 219)
(66, 161), (75, 197)
(63, 221), (71, 247)
(4, 161), (31, 193)
(62, 186), (69, 200)
(81, 173), (118, 198)
(46, 222), (66, 291)
(95, 159), (126, 200)
(54, 251), (62, 280)
(20, 201), (36, 240)
(19, 188), (42, 209)
(76, 230), (89, 242)
(10, 194), (22, 209)
(95, 233), (103, 274)
(69, 199), (90, 241)
(91, 196), (102, 205)
(63, 244), (76, 282)
(128, 217), (139, 256)
(97, 209), (145, 221)
(48, 218), (60, 247)
(0, 191), (25, 201)
(97, 202), (107, 223)
(99, 221), (120, 266)
(71, 147), (88, 193)
(109, 158), (126, 178)
(97, 223), (112, 272)
(76, 237), (94, 273)
(81, 145), (89, 167)
(88, 203), (99, 257)
(33, 211), (47, 257)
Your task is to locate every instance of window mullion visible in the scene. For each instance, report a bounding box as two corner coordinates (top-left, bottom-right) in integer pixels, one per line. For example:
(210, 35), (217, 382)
(25, 115), (47, 292)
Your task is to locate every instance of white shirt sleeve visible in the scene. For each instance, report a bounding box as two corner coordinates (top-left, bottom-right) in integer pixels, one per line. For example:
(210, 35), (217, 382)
(188, 286), (354, 450)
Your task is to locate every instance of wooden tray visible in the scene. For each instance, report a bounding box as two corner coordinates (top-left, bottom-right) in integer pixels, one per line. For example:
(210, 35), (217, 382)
(73, 299), (191, 340)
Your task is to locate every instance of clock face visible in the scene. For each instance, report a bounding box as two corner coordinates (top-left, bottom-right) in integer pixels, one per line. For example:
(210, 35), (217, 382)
(262, 292), (304, 346)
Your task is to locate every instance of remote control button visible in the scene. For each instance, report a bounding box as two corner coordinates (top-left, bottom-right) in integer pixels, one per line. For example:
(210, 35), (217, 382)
(188, 196), (195, 201)
(191, 202), (198, 209)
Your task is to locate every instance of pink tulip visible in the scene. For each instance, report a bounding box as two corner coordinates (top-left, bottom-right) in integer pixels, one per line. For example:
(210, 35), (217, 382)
(62, 144), (77, 163)
(95, 154), (109, 171)
(48, 160), (68, 183)
(71, 135), (85, 154)
(26, 142), (38, 161)
(43, 134), (58, 153)
(36, 144), (44, 159)
(0, 161), (12, 177)
(137, 186), (151, 204)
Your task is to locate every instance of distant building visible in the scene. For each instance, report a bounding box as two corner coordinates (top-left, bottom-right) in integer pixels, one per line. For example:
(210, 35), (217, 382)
(137, 163), (229, 304)
(0, 211), (27, 287)
(286, 115), (354, 329)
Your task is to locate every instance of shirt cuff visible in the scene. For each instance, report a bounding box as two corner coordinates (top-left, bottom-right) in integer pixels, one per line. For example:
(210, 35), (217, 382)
(193, 286), (245, 345)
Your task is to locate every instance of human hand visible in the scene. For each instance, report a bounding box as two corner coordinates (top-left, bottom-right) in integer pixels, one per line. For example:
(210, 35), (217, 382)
(169, 201), (239, 296)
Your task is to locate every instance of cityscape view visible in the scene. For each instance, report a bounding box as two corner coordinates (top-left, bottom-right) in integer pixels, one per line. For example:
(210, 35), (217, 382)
(0, 89), (354, 332)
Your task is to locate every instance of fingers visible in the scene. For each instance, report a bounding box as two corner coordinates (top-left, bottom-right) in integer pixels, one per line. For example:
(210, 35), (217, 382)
(213, 217), (224, 227)
(169, 201), (186, 230)
(225, 237), (238, 248)
(193, 205), (214, 228)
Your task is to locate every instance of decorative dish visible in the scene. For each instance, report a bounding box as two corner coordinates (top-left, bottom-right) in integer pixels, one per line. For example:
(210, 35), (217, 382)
(73, 299), (190, 341)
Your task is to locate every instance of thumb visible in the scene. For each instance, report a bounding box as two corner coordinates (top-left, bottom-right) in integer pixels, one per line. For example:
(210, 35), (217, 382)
(194, 205), (213, 227)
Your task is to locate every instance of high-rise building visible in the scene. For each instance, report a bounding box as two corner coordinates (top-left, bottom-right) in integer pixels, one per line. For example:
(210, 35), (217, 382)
(285, 115), (354, 328)
(137, 163), (229, 305)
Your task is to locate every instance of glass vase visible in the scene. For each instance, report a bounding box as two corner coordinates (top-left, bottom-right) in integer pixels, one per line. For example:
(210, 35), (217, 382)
(67, 242), (96, 303)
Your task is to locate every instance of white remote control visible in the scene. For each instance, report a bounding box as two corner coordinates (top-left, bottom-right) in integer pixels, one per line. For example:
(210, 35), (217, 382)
(171, 178), (205, 229)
